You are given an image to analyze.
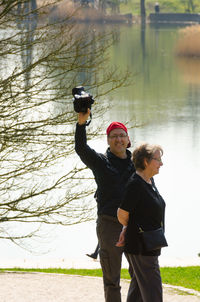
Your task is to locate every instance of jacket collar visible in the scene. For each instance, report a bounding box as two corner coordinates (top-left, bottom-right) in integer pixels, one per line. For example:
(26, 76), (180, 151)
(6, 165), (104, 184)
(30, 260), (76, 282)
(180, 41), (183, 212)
(106, 147), (132, 160)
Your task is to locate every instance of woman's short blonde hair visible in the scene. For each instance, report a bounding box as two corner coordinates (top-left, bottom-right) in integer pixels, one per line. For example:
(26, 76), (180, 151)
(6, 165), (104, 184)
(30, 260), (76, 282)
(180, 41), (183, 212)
(132, 143), (163, 170)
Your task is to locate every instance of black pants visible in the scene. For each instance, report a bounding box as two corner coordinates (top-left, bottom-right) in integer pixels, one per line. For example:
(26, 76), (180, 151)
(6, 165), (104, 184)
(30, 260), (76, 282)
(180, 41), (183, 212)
(96, 215), (134, 302)
(126, 253), (163, 302)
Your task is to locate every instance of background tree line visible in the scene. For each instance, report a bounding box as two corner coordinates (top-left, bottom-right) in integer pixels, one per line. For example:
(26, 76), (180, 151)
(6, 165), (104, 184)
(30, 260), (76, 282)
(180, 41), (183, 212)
(83, 0), (200, 16)
(119, 0), (200, 16)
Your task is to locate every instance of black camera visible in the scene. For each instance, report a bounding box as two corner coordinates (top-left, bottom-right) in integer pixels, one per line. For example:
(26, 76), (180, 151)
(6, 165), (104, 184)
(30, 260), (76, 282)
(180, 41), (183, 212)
(72, 86), (94, 113)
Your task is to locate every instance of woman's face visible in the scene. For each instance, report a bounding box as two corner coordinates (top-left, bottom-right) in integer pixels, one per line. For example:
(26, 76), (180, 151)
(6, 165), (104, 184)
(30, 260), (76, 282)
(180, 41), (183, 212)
(146, 150), (163, 177)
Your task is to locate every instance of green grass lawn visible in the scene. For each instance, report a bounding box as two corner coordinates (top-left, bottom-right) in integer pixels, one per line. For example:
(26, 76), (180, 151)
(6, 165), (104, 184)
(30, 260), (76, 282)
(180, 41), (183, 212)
(120, 0), (200, 16)
(160, 266), (200, 292)
(0, 266), (199, 292)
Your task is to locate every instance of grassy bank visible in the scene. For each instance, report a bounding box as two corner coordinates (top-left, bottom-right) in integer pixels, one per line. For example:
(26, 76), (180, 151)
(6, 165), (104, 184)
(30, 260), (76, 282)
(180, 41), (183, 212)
(1, 266), (200, 292)
(120, 0), (200, 16)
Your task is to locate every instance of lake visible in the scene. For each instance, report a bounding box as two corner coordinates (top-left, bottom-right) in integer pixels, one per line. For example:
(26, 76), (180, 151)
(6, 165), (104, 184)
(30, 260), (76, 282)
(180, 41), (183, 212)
(1, 22), (200, 268)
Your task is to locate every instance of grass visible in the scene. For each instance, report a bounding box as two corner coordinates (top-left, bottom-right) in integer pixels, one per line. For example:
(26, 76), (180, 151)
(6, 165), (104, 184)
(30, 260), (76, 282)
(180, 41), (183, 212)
(160, 266), (200, 292)
(0, 266), (200, 292)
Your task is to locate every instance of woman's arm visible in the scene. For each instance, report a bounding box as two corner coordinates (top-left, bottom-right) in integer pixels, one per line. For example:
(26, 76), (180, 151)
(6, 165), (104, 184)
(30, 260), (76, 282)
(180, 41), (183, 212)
(117, 208), (129, 226)
(116, 208), (129, 247)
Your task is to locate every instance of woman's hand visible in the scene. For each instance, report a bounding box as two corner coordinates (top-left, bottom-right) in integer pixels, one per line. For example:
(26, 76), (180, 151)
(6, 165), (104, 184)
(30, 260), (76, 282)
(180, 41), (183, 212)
(116, 226), (127, 247)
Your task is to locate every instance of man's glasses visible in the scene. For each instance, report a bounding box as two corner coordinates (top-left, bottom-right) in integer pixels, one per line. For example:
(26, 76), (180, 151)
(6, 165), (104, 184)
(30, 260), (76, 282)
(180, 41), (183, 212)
(109, 134), (128, 139)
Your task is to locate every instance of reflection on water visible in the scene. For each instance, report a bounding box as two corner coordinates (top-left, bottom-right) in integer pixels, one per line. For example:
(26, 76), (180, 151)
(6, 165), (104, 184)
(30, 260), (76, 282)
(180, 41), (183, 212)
(104, 24), (200, 259)
(94, 24), (200, 260)
(106, 24), (200, 134)
(17, 0), (38, 91)
(176, 56), (200, 84)
(1, 23), (200, 262)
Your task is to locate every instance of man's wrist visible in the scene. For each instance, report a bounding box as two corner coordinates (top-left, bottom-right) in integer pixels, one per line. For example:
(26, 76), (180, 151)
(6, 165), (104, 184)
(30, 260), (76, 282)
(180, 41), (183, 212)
(77, 121), (87, 126)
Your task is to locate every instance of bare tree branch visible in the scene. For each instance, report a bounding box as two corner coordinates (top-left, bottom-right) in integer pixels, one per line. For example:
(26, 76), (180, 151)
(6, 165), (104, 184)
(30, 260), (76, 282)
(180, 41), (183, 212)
(0, 0), (131, 248)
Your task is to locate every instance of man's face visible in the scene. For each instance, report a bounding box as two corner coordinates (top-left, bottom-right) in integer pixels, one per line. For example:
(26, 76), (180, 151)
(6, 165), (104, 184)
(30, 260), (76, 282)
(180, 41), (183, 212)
(107, 128), (129, 155)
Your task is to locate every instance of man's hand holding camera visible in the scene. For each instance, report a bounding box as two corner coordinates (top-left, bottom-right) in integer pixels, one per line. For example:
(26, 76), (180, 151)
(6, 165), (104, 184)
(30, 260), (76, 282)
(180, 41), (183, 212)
(78, 108), (91, 125)
(72, 86), (94, 126)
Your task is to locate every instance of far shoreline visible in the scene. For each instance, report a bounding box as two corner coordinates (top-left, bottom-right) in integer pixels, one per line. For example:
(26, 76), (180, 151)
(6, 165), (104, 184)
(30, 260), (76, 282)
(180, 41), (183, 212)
(0, 255), (200, 269)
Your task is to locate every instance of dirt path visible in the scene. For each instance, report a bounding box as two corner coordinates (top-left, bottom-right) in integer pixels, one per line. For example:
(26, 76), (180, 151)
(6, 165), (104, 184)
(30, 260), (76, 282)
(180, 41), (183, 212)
(0, 272), (199, 302)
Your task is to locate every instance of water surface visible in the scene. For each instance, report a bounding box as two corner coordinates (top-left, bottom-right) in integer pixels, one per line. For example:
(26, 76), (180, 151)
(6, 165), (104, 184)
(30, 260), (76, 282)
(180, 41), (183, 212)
(1, 23), (200, 265)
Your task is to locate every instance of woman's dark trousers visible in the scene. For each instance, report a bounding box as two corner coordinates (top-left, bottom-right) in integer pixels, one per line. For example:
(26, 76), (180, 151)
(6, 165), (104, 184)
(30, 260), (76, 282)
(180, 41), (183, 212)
(126, 253), (163, 302)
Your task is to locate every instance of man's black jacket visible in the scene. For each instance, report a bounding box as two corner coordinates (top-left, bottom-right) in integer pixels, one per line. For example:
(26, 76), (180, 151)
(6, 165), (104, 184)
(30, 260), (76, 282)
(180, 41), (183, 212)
(75, 123), (135, 217)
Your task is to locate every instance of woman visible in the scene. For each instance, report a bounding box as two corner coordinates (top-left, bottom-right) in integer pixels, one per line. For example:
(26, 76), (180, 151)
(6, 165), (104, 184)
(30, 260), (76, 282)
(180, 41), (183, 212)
(117, 143), (167, 302)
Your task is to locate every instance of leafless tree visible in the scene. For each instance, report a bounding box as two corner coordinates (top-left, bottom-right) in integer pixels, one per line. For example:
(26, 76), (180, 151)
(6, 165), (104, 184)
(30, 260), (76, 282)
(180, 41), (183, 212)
(0, 0), (130, 247)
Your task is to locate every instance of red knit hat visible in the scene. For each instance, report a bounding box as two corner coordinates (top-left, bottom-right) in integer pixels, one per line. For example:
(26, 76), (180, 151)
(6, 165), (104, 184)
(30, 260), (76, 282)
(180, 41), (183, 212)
(106, 122), (131, 148)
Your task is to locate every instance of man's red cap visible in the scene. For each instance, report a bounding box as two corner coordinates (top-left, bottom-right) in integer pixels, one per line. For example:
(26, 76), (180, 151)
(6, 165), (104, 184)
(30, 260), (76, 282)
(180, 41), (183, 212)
(106, 122), (131, 148)
(106, 122), (127, 136)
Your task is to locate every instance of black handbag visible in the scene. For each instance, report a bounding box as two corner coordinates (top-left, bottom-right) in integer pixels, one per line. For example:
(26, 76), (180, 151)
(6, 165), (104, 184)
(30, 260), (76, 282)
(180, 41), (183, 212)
(139, 226), (168, 251)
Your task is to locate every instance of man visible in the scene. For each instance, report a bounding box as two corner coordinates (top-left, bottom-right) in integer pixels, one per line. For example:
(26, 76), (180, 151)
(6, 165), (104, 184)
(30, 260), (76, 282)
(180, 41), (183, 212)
(75, 109), (135, 302)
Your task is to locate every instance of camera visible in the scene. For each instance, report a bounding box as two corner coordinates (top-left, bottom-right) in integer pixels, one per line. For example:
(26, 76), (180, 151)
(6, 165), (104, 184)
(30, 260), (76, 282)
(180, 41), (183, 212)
(72, 86), (94, 113)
